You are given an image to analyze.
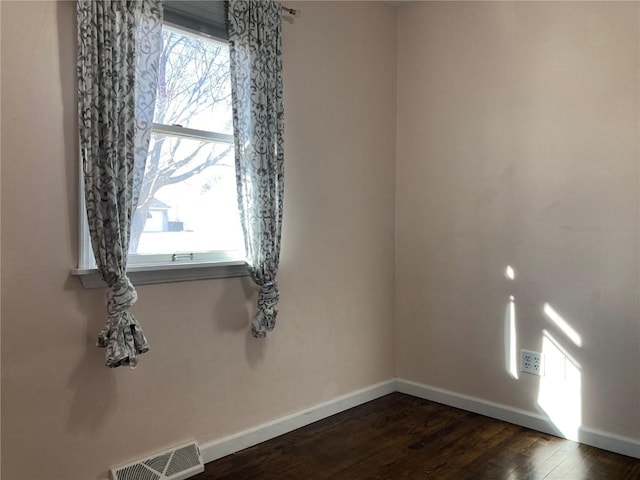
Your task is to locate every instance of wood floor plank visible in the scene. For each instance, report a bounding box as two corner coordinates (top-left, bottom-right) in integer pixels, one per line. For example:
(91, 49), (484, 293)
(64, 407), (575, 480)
(193, 393), (640, 480)
(280, 398), (465, 479)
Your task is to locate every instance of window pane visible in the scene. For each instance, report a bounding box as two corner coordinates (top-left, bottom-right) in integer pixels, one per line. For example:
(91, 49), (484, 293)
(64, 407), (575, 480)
(130, 134), (243, 257)
(154, 25), (232, 134)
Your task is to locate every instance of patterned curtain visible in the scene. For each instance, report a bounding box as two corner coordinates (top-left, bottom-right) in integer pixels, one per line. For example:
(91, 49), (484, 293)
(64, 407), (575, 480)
(77, 0), (164, 368)
(228, 0), (285, 338)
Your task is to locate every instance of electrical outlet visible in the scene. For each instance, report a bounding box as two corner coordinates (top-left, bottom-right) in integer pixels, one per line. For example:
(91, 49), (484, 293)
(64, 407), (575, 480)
(521, 349), (544, 376)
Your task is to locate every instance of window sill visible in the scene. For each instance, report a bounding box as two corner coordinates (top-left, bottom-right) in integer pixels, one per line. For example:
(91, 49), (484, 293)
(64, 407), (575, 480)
(72, 260), (249, 288)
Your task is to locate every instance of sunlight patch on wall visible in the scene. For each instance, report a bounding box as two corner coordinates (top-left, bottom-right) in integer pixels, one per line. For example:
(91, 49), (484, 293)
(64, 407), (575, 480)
(537, 329), (582, 441)
(504, 266), (518, 379)
(543, 303), (582, 347)
(505, 295), (519, 379)
(505, 265), (515, 280)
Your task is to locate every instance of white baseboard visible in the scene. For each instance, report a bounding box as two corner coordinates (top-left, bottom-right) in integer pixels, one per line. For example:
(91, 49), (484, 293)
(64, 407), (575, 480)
(396, 378), (640, 459)
(199, 379), (397, 464)
(198, 377), (640, 465)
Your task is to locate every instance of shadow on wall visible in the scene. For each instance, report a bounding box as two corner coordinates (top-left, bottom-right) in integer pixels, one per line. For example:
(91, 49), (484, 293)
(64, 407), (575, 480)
(64, 275), (118, 435)
(503, 265), (583, 442)
(214, 274), (268, 368)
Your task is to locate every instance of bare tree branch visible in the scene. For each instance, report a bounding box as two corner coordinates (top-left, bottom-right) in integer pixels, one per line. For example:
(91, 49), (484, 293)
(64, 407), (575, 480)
(166, 147), (232, 185)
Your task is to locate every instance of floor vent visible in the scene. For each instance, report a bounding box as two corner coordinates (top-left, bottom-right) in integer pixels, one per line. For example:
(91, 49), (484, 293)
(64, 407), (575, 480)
(110, 442), (204, 480)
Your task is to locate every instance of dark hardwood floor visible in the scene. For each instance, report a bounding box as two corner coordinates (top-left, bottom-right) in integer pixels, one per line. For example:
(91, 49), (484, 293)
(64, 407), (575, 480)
(193, 393), (640, 479)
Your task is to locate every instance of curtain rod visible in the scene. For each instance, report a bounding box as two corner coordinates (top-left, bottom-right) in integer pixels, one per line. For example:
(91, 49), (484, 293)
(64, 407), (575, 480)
(282, 6), (299, 16)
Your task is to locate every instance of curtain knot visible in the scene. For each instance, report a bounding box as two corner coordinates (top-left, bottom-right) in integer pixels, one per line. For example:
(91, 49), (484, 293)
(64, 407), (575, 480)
(258, 280), (279, 306)
(106, 276), (138, 316)
(97, 312), (150, 368)
(98, 276), (148, 368)
(253, 281), (279, 338)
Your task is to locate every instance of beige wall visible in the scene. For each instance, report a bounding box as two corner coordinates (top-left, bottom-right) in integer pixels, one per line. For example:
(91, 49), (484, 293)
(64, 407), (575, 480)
(396, 1), (640, 440)
(0, 2), (396, 479)
(4, 0), (640, 478)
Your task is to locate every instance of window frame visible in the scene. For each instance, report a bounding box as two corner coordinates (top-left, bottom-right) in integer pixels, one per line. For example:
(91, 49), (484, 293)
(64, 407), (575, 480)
(73, 11), (248, 288)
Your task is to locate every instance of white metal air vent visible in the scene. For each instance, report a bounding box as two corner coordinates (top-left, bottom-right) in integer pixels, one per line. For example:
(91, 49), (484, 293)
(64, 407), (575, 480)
(110, 441), (204, 480)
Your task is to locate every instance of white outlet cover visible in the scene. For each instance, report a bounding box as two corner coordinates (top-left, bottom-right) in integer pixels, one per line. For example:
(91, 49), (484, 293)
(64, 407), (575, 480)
(521, 349), (544, 376)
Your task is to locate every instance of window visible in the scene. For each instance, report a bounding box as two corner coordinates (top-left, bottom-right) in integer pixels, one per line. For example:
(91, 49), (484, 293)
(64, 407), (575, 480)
(130, 24), (242, 265)
(76, 3), (247, 287)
